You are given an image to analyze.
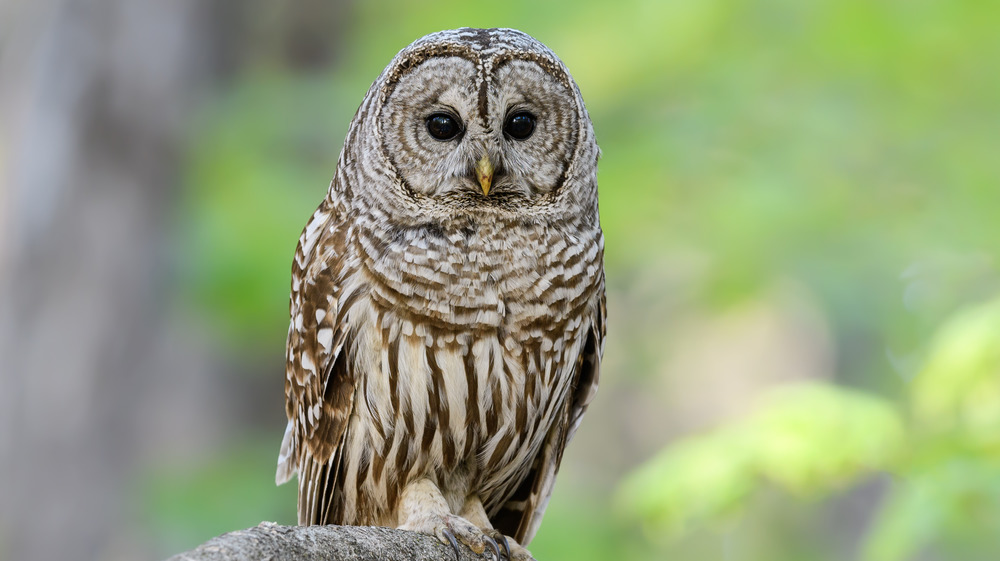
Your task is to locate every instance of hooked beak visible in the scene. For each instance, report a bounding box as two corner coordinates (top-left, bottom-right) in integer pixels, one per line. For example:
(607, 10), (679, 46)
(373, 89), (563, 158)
(475, 155), (494, 196)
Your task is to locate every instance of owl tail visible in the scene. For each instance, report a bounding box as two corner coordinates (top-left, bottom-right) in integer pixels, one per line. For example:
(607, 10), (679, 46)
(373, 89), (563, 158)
(275, 420), (297, 485)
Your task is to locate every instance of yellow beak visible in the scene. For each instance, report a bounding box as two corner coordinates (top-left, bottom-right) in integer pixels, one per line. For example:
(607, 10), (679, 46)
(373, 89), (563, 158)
(475, 155), (494, 196)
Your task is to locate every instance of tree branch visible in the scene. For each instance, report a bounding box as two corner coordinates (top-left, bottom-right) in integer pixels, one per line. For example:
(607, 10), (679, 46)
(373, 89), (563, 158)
(167, 522), (491, 561)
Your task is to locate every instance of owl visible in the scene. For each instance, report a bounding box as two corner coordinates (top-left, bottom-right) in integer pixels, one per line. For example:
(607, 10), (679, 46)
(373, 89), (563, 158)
(276, 28), (604, 561)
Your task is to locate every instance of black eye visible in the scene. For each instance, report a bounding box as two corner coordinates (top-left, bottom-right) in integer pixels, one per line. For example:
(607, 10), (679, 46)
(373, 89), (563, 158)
(504, 111), (536, 140)
(426, 113), (462, 141)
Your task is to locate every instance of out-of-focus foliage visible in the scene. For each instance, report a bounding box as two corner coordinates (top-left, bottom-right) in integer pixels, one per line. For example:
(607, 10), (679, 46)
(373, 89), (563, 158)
(621, 297), (1000, 560)
(165, 0), (1000, 559)
(178, 77), (359, 345)
(141, 440), (297, 554)
(911, 298), (1000, 440)
(619, 383), (903, 536)
(865, 298), (1000, 561)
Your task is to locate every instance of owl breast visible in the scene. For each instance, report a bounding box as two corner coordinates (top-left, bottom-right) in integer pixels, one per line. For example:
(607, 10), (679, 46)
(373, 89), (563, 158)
(332, 211), (602, 524)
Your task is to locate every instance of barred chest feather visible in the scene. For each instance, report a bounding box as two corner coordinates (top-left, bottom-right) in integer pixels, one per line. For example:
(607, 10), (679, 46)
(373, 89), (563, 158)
(327, 211), (602, 525)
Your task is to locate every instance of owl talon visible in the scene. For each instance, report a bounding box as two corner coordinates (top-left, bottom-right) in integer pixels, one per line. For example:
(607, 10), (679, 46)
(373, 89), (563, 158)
(484, 530), (510, 560)
(489, 534), (533, 561)
(484, 536), (500, 561)
(440, 528), (461, 561)
(497, 535), (511, 560)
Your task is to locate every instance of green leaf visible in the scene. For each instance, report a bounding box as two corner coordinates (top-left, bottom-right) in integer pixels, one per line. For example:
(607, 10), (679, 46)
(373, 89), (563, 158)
(618, 382), (903, 537)
(617, 428), (756, 537)
(912, 296), (1000, 442)
(750, 383), (904, 495)
(864, 455), (1000, 561)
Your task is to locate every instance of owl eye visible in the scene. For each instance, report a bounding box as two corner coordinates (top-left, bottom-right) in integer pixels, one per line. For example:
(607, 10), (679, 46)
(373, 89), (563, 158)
(426, 113), (462, 141)
(504, 111), (536, 140)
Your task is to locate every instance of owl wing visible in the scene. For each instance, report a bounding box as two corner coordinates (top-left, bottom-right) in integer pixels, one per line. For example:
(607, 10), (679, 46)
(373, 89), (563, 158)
(275, 198), (358, 525)
(494, 285), (606, 544)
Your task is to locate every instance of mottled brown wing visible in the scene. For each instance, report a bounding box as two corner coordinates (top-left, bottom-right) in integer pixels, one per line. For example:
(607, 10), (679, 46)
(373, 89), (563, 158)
(275, 198), (357, 525)
(492, 287), (606, 544)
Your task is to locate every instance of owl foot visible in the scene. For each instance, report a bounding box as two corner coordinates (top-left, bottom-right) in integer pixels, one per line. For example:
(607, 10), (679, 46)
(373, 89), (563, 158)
(396, 480), (533, 560)
(402, 512), (493, 560)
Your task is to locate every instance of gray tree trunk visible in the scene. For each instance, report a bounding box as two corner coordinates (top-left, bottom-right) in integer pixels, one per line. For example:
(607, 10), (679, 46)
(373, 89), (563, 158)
(0, 1), (214, 560)
(0, 1), (351, 560)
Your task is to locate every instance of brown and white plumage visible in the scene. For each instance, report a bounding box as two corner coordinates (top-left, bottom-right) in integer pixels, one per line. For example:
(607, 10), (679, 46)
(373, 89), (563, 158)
(277, 28), (604, 558)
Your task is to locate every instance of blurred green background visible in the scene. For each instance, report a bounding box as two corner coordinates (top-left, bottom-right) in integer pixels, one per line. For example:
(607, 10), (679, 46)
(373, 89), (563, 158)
(3, 1), (999, 560)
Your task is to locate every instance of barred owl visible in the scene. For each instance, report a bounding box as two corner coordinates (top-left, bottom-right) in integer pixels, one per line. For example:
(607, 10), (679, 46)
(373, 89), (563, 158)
(276, 28), (604, 560)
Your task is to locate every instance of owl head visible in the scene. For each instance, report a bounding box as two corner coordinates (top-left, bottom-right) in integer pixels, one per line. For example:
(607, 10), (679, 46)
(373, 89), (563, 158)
(341, 28), (599, 224)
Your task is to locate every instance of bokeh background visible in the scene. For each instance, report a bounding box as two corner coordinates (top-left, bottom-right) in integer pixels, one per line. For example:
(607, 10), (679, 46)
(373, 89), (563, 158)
(2, 1), (999, 560)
